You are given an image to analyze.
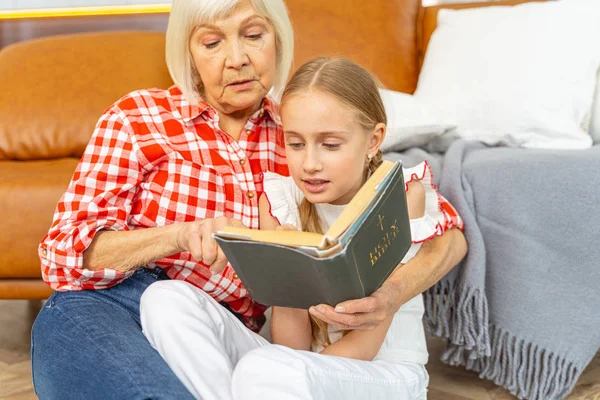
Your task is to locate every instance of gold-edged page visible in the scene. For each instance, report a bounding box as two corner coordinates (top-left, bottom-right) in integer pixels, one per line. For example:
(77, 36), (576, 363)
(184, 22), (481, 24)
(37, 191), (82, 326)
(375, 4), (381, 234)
(215, 227), (325, 248)
(324, 161), (395, 240)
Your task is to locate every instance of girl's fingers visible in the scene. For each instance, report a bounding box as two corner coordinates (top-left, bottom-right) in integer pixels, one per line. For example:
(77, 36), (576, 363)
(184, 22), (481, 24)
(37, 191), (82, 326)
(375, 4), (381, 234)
(276, 224), (298, 231)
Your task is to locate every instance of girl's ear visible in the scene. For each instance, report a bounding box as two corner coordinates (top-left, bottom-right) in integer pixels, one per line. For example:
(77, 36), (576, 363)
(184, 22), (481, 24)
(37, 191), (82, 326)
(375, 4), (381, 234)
(368, 123), (386, 154)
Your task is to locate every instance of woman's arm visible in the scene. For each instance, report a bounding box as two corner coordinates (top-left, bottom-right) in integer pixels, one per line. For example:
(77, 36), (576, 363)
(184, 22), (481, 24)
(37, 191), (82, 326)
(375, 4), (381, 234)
(83, 216), (244, 273)
(311, 226), (467, 331)
(309, 175), (468, 331)
(83, 224), (180, 272)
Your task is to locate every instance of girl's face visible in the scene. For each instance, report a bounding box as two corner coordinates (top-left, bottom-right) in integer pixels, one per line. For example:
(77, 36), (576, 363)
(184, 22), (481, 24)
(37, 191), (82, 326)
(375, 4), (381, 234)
(281, 90), (385, 205)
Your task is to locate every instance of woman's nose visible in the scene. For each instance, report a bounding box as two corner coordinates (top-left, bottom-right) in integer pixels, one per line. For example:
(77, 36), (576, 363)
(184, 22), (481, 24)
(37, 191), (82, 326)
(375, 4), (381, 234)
(225, 39), (250, 70)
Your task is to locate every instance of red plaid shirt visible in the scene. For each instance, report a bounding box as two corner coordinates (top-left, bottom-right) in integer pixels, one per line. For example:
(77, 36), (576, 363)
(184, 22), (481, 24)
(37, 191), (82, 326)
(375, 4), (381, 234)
(39, 85), (288, 330)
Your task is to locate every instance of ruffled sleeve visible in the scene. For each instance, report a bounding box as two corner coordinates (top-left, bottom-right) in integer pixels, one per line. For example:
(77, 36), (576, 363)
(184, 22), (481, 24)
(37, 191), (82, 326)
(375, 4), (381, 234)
(403, 161), (464, 244)
(262, 172), (303, 228)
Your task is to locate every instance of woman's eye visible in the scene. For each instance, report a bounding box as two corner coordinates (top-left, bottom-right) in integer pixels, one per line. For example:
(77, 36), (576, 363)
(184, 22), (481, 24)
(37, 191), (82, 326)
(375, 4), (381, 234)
(246, 34), (262, 41)
(286, 143), (304, 149)
(204, 41), (220, 49)
(323, 143), (341, 149)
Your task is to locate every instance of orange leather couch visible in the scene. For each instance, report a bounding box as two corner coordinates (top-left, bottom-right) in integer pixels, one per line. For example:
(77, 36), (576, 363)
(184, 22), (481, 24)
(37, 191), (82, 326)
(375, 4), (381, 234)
(0, 31), (173, 299)
(0, 0), (534, 300)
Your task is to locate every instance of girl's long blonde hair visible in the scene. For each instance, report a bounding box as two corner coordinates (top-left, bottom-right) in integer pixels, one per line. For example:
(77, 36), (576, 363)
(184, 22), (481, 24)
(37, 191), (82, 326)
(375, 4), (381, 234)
(280, 57), (386, 347)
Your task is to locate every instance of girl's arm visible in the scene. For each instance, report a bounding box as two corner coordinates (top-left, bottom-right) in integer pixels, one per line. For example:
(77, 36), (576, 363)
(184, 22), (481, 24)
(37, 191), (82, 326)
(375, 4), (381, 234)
(319, 315), (393, 361)
(270, 307), (312, 350)
(258, 194), (312, 350)
(314, 180), (428, 359)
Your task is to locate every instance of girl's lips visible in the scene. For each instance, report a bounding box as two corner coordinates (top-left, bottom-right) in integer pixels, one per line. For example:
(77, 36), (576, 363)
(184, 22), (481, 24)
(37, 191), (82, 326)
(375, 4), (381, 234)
(227, 80), (256, 91)
(302, 179), (330, 194)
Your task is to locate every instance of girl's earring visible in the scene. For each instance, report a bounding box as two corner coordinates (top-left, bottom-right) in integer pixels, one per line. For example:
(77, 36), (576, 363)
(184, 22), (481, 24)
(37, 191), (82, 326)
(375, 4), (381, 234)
(367, 153), (373, 161)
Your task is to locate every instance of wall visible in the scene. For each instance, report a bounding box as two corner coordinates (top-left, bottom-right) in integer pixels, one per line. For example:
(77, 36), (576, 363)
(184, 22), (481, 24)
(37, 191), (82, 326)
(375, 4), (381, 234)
(0, 15), (167, 49)
(1, 0), (169, 10)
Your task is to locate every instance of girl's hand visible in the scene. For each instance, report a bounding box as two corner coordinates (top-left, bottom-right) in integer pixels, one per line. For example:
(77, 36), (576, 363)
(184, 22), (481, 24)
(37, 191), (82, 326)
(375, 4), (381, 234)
(308, 280), (401, 331)
(175, 216), (246, 274)
(275, 224), (298, 231)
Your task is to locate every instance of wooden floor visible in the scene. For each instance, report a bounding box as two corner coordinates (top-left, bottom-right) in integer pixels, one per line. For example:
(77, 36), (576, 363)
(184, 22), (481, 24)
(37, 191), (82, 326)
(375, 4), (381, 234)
(0, 299), (598, 400)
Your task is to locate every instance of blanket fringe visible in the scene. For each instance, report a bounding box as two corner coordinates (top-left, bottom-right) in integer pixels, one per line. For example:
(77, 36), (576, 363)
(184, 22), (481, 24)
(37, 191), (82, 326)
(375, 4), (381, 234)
(424, 278), (490, 358)
(441, 325), (580, 400)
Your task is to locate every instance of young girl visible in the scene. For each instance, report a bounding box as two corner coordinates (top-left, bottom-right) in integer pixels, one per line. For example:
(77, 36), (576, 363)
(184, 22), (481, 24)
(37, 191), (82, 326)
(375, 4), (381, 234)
(140, 58), (458, 400)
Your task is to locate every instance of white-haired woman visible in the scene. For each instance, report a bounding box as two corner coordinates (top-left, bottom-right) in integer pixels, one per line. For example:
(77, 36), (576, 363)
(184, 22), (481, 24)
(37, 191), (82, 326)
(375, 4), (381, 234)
(31, 0), (466, 399)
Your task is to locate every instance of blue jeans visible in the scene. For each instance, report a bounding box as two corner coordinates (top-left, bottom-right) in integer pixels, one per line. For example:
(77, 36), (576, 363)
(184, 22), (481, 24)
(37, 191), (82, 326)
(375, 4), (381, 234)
(31, 268), (195, 400)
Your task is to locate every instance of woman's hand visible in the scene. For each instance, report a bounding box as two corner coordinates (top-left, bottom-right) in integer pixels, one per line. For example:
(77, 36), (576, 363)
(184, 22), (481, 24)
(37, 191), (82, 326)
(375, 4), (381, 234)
(308, 280), (401, 331)
(176, 216), (246, 274)
(309, 228), (468, 331)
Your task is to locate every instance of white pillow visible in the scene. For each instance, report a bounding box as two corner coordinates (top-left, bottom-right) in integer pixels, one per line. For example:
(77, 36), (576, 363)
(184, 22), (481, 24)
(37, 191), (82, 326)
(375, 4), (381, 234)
(379, 89), (456, 152)
(414, 0), (600, 149)
(591, 68), (600, 144)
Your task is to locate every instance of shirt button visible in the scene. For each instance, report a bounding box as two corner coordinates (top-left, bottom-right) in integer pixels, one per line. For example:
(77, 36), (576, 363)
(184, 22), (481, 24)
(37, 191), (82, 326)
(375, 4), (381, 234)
(245, 129), (252, 135)
(247, 192), (254, 199)
(239, 158), (246, 166)
(41, 248), (48, 256)
(233, 273), (239, 280)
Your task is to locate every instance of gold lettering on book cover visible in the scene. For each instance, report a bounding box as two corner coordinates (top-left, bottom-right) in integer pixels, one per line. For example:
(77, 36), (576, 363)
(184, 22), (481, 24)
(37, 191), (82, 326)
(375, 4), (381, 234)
(377, 215), (385, 231)
(369, 218), (401, 266)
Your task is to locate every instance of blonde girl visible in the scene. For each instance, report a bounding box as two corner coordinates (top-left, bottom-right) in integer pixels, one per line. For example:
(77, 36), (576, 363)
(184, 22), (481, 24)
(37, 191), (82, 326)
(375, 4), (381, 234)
(140, 57), (463, 400)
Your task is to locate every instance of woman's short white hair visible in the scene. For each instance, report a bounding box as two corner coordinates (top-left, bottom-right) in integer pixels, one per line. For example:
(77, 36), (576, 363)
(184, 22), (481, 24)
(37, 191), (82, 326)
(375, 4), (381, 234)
(166, 0), (294, 105)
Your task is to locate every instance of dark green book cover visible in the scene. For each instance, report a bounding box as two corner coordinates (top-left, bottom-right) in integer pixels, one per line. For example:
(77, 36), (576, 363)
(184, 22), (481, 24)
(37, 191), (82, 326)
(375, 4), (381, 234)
(214, 162), (412, 309)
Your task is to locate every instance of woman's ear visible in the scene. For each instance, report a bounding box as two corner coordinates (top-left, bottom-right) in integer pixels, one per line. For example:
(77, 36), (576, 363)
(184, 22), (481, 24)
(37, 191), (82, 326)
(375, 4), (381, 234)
(368, 123), (386, 154)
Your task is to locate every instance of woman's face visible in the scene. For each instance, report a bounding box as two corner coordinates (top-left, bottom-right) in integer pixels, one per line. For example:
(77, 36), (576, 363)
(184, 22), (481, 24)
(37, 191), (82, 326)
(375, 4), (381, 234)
(189, 0), (277, 117)
(281, 90), (384, 206)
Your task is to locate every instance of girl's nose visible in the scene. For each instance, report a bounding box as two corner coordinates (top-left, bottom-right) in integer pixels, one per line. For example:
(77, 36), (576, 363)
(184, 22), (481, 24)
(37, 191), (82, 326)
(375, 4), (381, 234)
(302, 149), (323, 173)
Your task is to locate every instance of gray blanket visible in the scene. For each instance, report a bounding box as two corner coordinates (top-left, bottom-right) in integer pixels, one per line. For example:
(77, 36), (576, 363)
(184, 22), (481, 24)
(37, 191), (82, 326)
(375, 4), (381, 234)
(385, 141), (600, 400)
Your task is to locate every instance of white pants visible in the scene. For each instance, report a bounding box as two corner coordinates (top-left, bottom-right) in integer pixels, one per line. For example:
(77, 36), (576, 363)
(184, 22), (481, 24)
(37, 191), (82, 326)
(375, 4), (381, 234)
(140, 280), (429, 400)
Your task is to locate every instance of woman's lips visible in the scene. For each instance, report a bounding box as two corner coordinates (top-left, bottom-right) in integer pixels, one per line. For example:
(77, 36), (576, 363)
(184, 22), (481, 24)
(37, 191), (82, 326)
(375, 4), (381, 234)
(227, 80), (256, 91)
(302, 179), (330, 194)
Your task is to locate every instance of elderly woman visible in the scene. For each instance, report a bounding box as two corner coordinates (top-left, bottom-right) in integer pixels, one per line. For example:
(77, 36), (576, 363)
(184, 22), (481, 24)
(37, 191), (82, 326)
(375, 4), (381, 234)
(31, 0), (466, 399)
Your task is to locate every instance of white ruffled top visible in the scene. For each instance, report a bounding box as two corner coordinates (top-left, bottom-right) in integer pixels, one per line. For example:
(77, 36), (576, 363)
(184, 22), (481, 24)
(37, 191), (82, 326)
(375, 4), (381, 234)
(263, 161), (443, 245)
(262, 161), (445, 364)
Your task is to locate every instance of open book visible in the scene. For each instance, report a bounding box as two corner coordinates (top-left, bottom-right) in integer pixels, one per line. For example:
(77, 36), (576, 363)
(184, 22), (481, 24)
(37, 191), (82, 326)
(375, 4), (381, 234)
(214, 160), (412, 309)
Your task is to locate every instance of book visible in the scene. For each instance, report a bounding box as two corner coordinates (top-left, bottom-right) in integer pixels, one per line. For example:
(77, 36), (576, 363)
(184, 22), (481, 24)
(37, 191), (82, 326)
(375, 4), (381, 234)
(213, 160), (412, 309)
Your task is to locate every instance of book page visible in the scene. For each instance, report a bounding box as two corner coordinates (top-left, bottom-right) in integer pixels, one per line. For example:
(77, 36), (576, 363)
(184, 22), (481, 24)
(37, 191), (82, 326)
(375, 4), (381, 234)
(324, 160), (395, 240)
(214, 227), (325, 248)
(215, 160), (398, 250)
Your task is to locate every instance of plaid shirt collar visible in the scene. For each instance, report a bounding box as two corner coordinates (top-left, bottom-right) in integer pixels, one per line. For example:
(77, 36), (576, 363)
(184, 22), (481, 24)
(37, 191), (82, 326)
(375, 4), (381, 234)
(169, 85), (280, 126)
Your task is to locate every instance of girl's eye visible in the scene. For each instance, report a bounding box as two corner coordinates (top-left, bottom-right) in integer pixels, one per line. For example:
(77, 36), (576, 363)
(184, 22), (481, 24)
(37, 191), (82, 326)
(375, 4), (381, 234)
(286, 142), (304, 149)
(323, 143), (341, 149)
(246, 34), (262, 41)
(204, 41), (220, 49)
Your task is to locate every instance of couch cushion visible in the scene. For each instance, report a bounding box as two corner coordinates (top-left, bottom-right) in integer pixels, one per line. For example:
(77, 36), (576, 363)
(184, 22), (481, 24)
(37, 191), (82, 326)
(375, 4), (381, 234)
(0, 158), (78, 278)
(285, 0), (420, 93)
(0, 31), (173, 161)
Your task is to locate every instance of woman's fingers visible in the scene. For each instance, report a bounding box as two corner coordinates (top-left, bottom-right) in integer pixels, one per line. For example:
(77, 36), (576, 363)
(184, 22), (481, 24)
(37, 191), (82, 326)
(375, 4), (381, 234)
(187, 231), (203, 261)
(308, 297), (389, 331)
(334, 296), (379, 314)
(200, 219), (219, 266)
(309, 305), (372, 331)
(180, 217), (245, 273)
(210, 247), (228, 274)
